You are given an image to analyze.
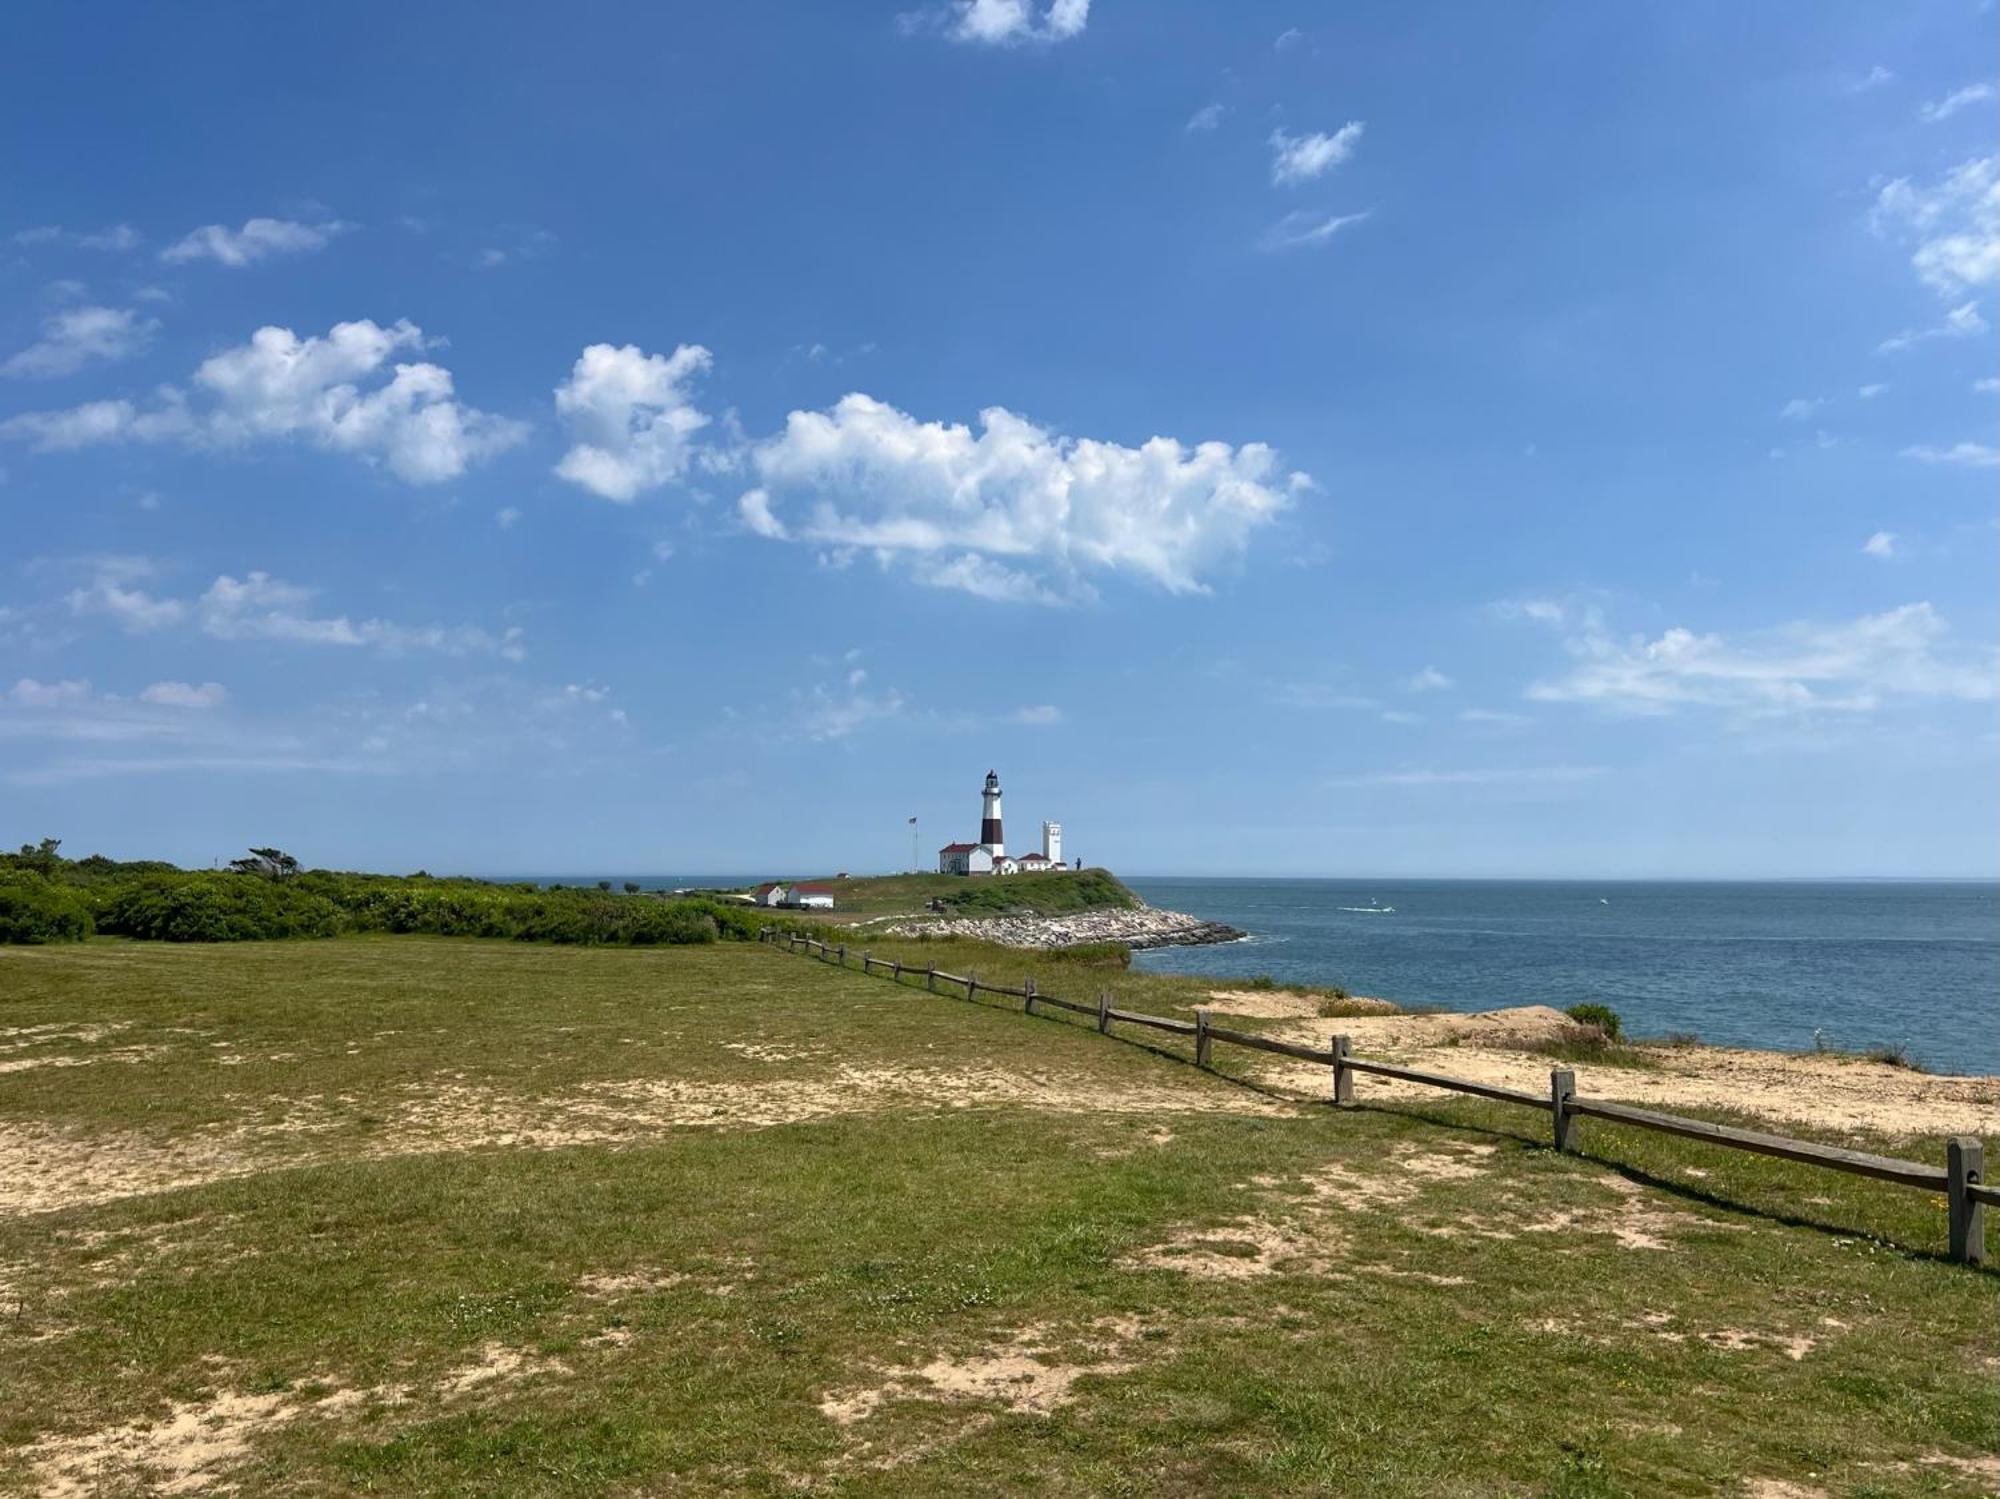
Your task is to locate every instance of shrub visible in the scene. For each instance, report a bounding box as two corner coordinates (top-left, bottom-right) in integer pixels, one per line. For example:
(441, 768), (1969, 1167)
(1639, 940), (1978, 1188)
(0, 872), (94, 943)
(1565, 1003), (1623, 1041)
(1056, 941), (1131, 969)
(98, 876), (344, 942)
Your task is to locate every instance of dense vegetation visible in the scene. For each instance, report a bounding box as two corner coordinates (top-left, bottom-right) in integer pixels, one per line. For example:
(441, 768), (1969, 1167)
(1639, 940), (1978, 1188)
(0, 840), (774, 947)
(777, 867), (1139, 920)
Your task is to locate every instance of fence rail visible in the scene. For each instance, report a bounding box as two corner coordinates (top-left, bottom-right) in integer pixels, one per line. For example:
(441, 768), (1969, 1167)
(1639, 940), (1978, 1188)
(764, 928), (1987, 1265)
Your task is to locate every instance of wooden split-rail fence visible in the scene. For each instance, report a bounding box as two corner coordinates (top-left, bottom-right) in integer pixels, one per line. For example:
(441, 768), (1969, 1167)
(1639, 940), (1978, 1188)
(758, 928), (1992, 1266)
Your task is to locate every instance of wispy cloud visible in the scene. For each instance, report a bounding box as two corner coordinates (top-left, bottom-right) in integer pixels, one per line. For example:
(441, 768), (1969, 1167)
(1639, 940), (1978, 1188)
(1902, 440), (1999, 468)
(1868, 156), (1999, 299)
(160, 216), (350, 267)
(1877, 299), (1987, 354)
(1268, 123), (1364, 186)
(12, 224), (141, 252)
(1524, 602), (1995, 718)
(1919, 82), (1996, 124)
(1259, 208), (1372, 252)
(1185, 102), (1225, 134)
(903, 0), (1088, 46)
(1861, 531), (1898, 559)
(1405, 666), (1454, 693)
(1324, 765), (1607, 788)
(2, 305), (158, 379)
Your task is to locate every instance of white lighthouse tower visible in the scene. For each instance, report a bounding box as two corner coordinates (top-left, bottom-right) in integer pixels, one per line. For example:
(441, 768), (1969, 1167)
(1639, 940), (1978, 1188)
(980, 769), (1004, 857)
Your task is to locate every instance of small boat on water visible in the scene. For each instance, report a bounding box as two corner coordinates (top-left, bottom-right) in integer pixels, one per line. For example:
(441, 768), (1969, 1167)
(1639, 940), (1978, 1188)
(1338, 898), (1396, 914)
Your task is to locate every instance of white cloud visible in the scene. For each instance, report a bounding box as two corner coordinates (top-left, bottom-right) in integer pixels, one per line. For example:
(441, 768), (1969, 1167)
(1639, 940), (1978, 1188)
(552, 343), (715, 502)
(161, 216), (349, 267)
(1525, 602), (1995, 718)
(1779, 396), (1824, 420)
(12, 224), (141, 252)
(1920, 83), (1996, 123)
(1325, 765), (1607, 788)
(1406, 666), (1454, 693)
(914, 0), (1089, 45)
(1260, 209), (1372, 252)
(1973, 376), (2000, 393)
(1268, 123), (1364, 186)
(1845, 65), (1895, 94)
(66, 562), (187, 632)
(1, 318), (522, 483)
(1861, 530), (1898, 559)
(2, 305), (158, 379)
(1010, 703), (1063, 725)
(140, 681), (228, 708)
(496, 506), (522, 529)
(1459, 707), (1532, 727)
(1869, 156), (1999, 297)
(737, 487), (789, 539)
(794, 672), (907, 740)
(1877, 299), (1988, 353)
(1273, 27), (1304, 51)
(1858, 383), (1889, 399)
(8, 678), (94, 708)
(1902, 440), (2000, 468)
(197, 571), (526, 658)
(742, 392), (1303, 603)
(1185, 103), (1226, 134)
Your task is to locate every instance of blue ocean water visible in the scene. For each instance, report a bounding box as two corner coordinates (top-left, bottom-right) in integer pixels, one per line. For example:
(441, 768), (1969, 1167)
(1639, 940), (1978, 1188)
(1124, 879), (2000, 1075)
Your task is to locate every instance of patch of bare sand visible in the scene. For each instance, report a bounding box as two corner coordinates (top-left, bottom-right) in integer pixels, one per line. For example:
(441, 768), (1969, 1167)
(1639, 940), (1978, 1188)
(2, 1063), (1291, 1216)
(1258, 1008), (1998, 1136)
(821, 1317), (1148, 1426)
(23, 1342), (570, 1495)
(1203, 989), (1398, 1020)
(1742, 1481), (1829, 1498)
(1121, 1218), (1335, 1280)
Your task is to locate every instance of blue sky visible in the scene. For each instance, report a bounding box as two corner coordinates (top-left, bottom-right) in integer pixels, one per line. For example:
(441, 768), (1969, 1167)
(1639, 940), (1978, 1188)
(2, 1), (1995, 879)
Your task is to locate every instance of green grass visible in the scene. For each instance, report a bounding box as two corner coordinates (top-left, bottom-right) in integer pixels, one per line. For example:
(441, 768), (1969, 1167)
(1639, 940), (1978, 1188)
(0, 936), (1993, 1496)
(762, 868), (1137, 922)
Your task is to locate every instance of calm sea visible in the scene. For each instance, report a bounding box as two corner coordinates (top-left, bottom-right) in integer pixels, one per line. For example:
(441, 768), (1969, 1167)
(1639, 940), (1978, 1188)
(1125, 879), (2000, 1076)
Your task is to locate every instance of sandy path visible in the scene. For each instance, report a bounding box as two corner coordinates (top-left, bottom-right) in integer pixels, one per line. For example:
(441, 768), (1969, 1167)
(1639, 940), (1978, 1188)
(1232, 999), (1999, 1137)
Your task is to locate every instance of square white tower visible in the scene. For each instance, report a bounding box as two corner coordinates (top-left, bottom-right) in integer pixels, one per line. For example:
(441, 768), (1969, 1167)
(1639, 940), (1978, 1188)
(1042, 821), (1062, 866)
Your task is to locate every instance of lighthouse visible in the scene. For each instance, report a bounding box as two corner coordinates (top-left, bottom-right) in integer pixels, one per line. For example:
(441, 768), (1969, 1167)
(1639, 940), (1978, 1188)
(980, 769), (1004, 857)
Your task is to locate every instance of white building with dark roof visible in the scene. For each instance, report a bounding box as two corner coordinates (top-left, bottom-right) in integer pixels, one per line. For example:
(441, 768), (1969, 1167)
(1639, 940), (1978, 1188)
(936, 771), (1064, 876)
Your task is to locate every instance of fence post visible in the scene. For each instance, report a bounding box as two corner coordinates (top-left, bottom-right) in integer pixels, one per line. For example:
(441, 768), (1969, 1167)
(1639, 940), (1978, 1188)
(837, 944), (846, 968)
(927, 961), (937, 993)
(862, 950), (871, 973)
(967, 970), (978, 1000)
(1551, 1069), (1577, 1153)
(1195, 1009), (1212, 1068)
(1023, 977), (1037, 1016)
(1097, 989), (1111, 1034)
(1948, 1137), (1985, 1266)
(893, 958), (902, 983)
(1332, 1034), (1353, 1105)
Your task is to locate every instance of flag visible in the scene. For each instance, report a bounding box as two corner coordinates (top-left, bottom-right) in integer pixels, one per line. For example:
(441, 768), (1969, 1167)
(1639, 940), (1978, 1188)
(907, 816), (917, 824)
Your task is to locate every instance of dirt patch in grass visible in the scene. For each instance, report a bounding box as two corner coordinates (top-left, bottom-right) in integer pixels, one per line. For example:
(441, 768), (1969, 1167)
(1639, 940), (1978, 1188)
(821, 1316), (1149, 1426)
(1122, 1218), (1336, 1280)
(0, 1063), (1293, 1217)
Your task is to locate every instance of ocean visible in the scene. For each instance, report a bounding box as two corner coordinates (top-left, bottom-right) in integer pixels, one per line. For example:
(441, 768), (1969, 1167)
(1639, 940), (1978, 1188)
(1124, 878), (2000, 1076)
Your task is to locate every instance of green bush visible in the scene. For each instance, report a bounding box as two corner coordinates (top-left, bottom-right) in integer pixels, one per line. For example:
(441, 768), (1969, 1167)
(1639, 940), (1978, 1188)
(98, 877), (345, 942)
(0, 872), (95, 943)
(1565, 1003), (1623, 1042)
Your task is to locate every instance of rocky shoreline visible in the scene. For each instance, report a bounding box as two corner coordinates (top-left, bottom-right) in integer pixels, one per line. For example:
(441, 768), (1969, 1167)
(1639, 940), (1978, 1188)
(875, 905), (1245, 951)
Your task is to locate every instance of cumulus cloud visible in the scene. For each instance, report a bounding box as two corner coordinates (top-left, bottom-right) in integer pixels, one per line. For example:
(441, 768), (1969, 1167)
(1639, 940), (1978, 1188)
(139, 680), (228, 708)
(1406, 666), (1454, 693)
(66, 559), (187, 632)
(7, 678), (94, 708)
(1861, 531), (1897, 559)
(197, 571), (526, 657)
(0, 318), (522, 483)
(552, 343), (715, 501)
(1869, 155), (1999, 297)
(741, 392), (1304, 603)
(1902, 440), (1999, 468)
(1525, 602), (1995, 717)
(1858, 383), (1889, 399)
(160, 216), (349, 267)
(3, 305), (159, 379)
(907, 0), (1088, 45)
(1919, 82), (1996, 124)
(1268, 123), (1364, 186)
(1260, 209), (1371, 252)
(1779, 396), (1825, 420)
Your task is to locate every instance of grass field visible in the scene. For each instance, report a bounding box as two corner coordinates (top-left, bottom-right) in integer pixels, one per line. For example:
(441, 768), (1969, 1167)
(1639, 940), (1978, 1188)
(752, 868), (1136, 922)
(1, 936), (1994, 1496)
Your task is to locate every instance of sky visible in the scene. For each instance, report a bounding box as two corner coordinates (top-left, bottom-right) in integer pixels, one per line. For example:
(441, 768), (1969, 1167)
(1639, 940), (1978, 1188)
(1, 1), (1995, 880)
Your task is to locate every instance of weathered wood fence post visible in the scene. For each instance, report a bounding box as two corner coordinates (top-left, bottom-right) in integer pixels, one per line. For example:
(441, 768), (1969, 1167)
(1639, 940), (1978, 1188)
(1948, 1137), (1985, 1266)
(1023, 977), (1037, 1016)
(1194, 1008), (1212, 1067)
(966, 970), (978, 1000)
(926, 961), (937, 993)
(836, 944), (846, 967)
(1551, 1069), (1577, 1152)
(1332, 1034), (1353, 1105)
(892, 958), (902, 983)
(1097, 989), (1111, 1034)
(861, 950), (871, 972)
